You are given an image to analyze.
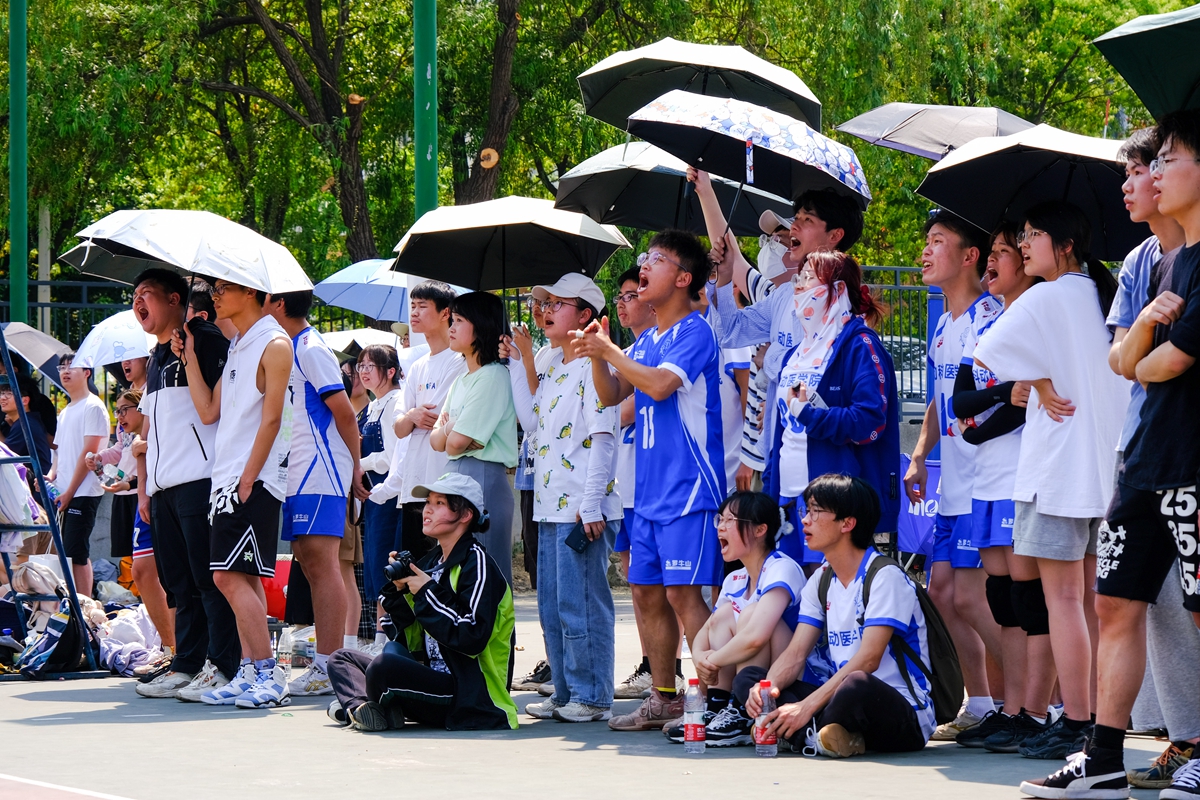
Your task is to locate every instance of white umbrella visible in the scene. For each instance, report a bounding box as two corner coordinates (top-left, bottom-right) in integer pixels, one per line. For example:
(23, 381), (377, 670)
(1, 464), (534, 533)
(74, 310), (157, 369)
(321, 327), (407, 354)
(59, 209), (313, 294)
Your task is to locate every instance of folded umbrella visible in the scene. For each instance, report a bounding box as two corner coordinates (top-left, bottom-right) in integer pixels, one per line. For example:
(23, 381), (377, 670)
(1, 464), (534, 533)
(392, 196), (630, 291)
(60, 209), (312, 294)
(0, 323), (71, 391)
(916, 124), (1150, 260)
(836, 103), (1034, 161)
(627, 90), (871, 210)
(74, 310), (157, 370)
(554, 141), (794, 235)
(579, 37), (821, 130)
(314, 259), (410, 322)
(1095, 6), (1200, 119)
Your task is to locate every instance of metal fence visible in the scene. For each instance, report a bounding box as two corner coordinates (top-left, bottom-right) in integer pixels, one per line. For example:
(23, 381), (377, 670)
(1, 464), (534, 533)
(865, 266), (931, 404)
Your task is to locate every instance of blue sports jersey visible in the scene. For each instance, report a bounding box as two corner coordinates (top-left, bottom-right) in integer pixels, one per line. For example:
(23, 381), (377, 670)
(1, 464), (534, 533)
(630, 311), (726, 522)
(287, 326), (353, 498)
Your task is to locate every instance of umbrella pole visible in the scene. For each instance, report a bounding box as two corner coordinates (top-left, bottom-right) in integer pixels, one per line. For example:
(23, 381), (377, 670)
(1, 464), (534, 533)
(718, 182), (746, 244)
(180, 274), (196, 367)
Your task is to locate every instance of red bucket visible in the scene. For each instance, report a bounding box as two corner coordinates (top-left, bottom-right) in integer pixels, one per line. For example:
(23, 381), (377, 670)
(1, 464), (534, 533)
(261, 558), (291, 619)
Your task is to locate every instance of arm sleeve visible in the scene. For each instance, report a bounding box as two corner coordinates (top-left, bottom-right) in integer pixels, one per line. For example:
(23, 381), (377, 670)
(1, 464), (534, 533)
(506, 358), (537, 432)
(451, 366), (512, 448)
(579, 431), (615, 524)
(795, 334), (888, 445)
(368, 430), (406, 504)
(97, 441), (124, 465)
(85, 402), (110, 437)
(711, 281), (775, 349)
(950, 370), (1015, 419)
(796, 568), (827, 630)
(413, 547), (505, 657)
(1106, 255), (1140, 331)
(659, 318), (718, 391)
(360, 394), (400, 474)
(962, 403), (1026, 445)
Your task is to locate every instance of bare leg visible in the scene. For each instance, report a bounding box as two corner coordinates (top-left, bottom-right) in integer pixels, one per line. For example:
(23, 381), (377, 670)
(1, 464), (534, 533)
(954, 566), (1004, 695)
(72, 559), (93, 599)
(1083, 553), (1100, 712)
(213, 571), (272, 661)
(1037, 556), (1091, 721)
(632, 583), (679, 691)
(929, 562), (989, 697)
(1093, 593), (1148, 730)
(340, 559), (361, 637)
(703, 604), (738, 691)
(292, 536), (347, 658)
(132, 555), (175, 648)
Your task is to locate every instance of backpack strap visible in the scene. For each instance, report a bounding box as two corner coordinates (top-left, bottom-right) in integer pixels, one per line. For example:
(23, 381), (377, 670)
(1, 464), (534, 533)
(858, 553), (934, 711)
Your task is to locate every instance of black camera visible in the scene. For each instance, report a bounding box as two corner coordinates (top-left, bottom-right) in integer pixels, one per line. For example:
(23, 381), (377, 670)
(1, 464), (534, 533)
(383, 550), (415, 582)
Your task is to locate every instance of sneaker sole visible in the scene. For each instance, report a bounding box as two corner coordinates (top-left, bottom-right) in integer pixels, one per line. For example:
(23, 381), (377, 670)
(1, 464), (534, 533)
(234, 695), (292, 709)
(1161, 789), (1200, 800)
(511, 681), (546, 691)
(177, 687), (227, 703)
(613, 688), (652, 700)
(200, 690), (247, 706)
(135, 686), (191, 698)
(982, 740), (1025, 754)
(289, 686), (334, 696)
(608, 718), (676, 732)
(537, 684), (555, 697)
(1126, 770), (1175, 790)
(552, 709), (613, 723)
(1016, 780), (1129, 799)
(706, 734), (754, 747)
(349, 702), (388, 730)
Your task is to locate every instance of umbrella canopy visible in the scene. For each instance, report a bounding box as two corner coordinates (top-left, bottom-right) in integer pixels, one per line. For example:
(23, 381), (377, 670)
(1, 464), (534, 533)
(1094, 6), (1200, 120)
(836, 103), (1035, 160)
(0, 323), (71, 391)
(392, 196), (631, 291)
(627, 90), (870, 209)
(315, 259), (411, 322)
(74, 310), (157, 369)
(579, 37), (821, 130)
(554, 141), (795, 235)
(60, 209), (313, 294)
(916, 124), (1150, 261)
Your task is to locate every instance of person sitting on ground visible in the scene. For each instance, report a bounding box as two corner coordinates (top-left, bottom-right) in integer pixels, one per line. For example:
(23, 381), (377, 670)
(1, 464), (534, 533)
(326, 472), (518, 731)
(742, 474), (933, 757)
(665, 491), (805, 747)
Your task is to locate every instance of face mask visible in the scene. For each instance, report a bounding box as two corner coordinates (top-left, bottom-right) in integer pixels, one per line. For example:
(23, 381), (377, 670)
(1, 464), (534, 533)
(758, 235), (789, 281)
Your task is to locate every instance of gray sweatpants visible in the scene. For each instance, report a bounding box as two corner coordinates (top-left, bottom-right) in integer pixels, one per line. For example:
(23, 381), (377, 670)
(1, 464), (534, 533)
(1132, 560), (1200, 740)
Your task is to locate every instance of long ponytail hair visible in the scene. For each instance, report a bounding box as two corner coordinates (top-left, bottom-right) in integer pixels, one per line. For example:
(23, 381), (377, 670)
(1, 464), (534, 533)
(807, 250), (888, 329)
(1023, 201), (1117, 320)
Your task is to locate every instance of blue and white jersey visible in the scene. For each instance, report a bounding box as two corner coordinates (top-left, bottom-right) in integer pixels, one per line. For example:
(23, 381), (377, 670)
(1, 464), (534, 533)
(631, 311), (726, 522)
(716, 550), (807, 629)
(928, 294), (1003, 516)
(959, 305), (1021, 502)
(286, 326), (353, 498)
(798, 551), (935, 740)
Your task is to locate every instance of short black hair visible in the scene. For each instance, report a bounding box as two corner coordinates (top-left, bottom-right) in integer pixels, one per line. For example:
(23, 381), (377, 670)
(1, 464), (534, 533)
(449, 291), (507, 366)
(924, 209), (990, 277)
(718, 491), (783, 550)
(58, 351), (93, 380)
(802, 473), (881, 549)
(617, 266), (640, 288)
(270, 290), (314, 319)
(188, 279), (216, 321)
(1158, 109), (1200, 160)
(411, 280), (457, 312)
(133, 268), (189, 304)
(795, 189), (864, 251)
(647, 229), (709, 302)
(1118, 127), (1162, 167)
(445, 493), (490, 534)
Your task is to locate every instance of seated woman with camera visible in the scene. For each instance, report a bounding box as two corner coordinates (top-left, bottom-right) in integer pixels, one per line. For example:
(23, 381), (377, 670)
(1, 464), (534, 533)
(326, 473), (519, 731)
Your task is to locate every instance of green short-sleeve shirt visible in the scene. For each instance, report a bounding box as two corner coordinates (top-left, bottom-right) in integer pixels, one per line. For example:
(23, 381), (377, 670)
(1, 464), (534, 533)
(442, 363), (518, 468)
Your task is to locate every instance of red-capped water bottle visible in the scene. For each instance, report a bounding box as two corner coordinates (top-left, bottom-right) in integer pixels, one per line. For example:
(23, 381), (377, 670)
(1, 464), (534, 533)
(754, 680), (778, 757)
(683, 678), (705, 754)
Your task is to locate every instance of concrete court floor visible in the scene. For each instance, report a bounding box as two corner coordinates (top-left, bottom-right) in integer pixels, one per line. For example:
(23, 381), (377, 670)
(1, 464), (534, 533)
(0, 595), (1164, 800)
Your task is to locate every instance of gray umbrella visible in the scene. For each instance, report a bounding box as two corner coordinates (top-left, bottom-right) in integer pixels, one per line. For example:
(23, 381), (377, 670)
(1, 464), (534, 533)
(578, 37), (821, 130)
(0, 323), (71, 391)
(554, 142), (794, 236)
(836, 103), (1034, 160)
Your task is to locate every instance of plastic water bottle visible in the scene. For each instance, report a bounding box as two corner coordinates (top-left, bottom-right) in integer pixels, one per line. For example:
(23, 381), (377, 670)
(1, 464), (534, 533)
(102, 464), (126, 485)
(754, 680), (778, 757)
(277, 628), (293, 680)
(683, 678), (705, 754)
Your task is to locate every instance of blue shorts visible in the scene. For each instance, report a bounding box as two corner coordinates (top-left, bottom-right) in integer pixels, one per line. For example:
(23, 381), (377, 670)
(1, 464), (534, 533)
(931, 513), (982, 568)
(971, 499), (1015, 550)
(614, 517), (631, 553)
(779, 496), (824, 565)
(627, 511), (723, 587)
(281, 494), (348, 541)
(132, 514), (153, 560)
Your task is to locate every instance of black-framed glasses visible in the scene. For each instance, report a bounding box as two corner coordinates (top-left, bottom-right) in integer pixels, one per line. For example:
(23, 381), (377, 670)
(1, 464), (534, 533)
(115, 405), (137, 416)
(612, 291), (638, 305)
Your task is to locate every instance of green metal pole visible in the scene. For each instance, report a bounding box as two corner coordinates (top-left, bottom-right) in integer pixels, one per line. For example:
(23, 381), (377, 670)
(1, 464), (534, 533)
(413, 0), (438, 219)
(8, 0), (28, 322)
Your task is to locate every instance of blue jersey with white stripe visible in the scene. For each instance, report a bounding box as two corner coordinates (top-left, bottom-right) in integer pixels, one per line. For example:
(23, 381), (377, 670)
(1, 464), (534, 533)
(286, 326), (353, 498)
(630, 311), (726, 522)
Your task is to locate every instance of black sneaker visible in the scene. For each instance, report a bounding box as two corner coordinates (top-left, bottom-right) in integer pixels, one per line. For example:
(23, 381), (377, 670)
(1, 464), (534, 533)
(1163, 758), (1200, 800)
(664, 708), (715, 742)
(1019, 716), (1094, 760)
(982, 710), (1048, 753)
(956, 710), (1011, 748)
(511, 659), (552, 691)
(705, 702), (754, 747)
(1018, 747), (1129, 799)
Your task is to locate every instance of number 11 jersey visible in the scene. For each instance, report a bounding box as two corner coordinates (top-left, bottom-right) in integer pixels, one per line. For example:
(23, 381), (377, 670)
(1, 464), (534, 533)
(631, 311), (726, 522)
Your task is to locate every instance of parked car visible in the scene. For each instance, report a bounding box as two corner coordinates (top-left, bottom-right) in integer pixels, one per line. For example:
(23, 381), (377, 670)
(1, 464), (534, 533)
(883, 334), (928, 425)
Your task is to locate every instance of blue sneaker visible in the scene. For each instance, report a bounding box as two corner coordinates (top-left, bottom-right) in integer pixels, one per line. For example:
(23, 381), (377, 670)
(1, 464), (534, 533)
(201, 662), (255, 706)
(235, 665), (292, 708)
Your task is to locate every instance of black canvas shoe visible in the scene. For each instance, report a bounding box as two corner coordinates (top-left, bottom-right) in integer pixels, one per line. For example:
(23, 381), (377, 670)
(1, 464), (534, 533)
(1018, 747), (1129, 799)
(1019, 716), (1094, 760)
(983, 710), (1047, 753)
(1162, 757), (1200, 800)
(956, 709), (1011, 748)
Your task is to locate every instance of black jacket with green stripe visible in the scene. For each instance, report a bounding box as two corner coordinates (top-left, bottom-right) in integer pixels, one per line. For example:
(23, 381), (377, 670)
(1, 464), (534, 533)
(379, 534), (518, 730)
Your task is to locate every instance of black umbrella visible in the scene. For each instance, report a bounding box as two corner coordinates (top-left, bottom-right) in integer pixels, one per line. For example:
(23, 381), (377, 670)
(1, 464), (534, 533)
(836, 103), (1035, 161)
(554, 141), (794, 235)
(1094, 6), (1200, 120)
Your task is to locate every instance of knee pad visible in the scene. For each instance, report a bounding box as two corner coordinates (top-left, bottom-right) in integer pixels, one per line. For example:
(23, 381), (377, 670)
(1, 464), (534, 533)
(986, 574), (1020, 628)
(1011, 578), (1050, 636)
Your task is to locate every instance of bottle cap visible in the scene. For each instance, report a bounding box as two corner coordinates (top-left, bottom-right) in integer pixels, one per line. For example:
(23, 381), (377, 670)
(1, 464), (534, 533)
(688, 678), (699, 686)
(759, 680), (772, 688)
(1, 629), (10, 635)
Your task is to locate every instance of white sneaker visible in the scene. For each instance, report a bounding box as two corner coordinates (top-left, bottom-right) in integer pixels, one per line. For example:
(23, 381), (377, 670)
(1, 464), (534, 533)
(614, 663), (653, 700)
(932, 707), (985, 741)
(525, 697), (565, 719)
(288, 662), (333, 696)
(176, 661), (228, 702)
(135, 670), (193, 699)
(327, 699), (349, 726)
(201, 662), (255, 705)
(552, 702), (612, 723)
(235, 665), (291, 708)
(359, 641), (385, 657)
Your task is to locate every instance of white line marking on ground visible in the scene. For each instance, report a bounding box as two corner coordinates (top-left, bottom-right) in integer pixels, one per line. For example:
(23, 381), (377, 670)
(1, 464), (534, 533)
(0, 773), (138, 799)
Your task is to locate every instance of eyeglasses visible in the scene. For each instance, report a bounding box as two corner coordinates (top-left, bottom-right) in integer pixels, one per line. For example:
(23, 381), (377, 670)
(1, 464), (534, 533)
(538, 299), (580, 313)
(636, 251), (683, 270)
(57, 365), (80, 373)
(713, 514), (757, 530)
(115, 405), (137, 416)
(801, 506), (835, 521)
(212, 283), (241, 296)
(356, 363), (377, 373)
(1149, 156), (1200, 176)
(1015, 229), (1047, 245)
(612, 291), (639, 305)
(0, 390), (12, 399)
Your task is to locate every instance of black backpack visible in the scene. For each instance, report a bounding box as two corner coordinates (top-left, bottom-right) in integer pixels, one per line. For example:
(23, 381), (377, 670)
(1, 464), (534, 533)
(817, 553), (964, 725)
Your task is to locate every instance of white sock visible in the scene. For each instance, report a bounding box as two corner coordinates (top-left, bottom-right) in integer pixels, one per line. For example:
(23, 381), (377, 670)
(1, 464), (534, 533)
(965, 696), (994, 718)
(344, 635), (357, 650)
(374, 631), (388, 645)
(992, 699), (1005, 713)
(314, 653), (329, 672)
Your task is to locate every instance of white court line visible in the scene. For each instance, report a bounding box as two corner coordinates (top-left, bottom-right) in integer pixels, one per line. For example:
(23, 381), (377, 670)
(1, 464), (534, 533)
(0, 773), (137, 799)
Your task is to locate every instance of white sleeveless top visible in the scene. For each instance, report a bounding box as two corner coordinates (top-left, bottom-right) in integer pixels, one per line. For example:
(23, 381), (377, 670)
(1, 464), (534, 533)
(210, 314), (292, 501)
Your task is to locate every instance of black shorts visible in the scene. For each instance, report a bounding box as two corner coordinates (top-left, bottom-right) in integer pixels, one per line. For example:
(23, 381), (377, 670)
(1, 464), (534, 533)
(1097, 481), (1200, 612)
(61, 495), (101, 564)
(110, 493), (138, 559)
(209, 481), (282, 578)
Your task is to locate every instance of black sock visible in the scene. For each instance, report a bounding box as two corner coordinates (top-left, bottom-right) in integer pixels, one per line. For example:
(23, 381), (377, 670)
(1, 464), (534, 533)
(1062, 716), (1092, 732)
(675, 658), (683, 678)
(1173, 740), (1196, 753)
(639, 656), (650, 672)
(706, 688), (730, 711)
(1091, 724), (1124, 752)
(658, 689), (678, 700)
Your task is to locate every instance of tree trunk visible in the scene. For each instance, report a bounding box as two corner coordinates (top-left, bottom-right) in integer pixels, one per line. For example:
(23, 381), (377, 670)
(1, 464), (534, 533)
(335, 94), (378, 261)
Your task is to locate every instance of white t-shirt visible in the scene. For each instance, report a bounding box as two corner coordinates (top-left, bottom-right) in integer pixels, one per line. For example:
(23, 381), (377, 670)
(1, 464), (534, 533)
(715, 550), (807, 630)
(798, 552), (935, 741)
(928, 294), (1003, 516)
(286, 327), (353, 498)
(395, 347), (468, 504)
(54, 394), (110, 498)
(972, 274), (1130, 517)
(954, 310), (1022, 502)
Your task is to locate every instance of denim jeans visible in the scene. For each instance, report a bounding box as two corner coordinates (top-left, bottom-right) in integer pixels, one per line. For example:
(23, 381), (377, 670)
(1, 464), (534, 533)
(363, 495), (403, 607)
(537, 520), (617, 708)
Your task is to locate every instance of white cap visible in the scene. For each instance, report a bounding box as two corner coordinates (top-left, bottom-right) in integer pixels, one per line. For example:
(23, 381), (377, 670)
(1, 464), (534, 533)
(532, 273), (606, 315)
(411, 472), (487, 514)
(390, 322), (409, 338)
(759, 209), (794, 236)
